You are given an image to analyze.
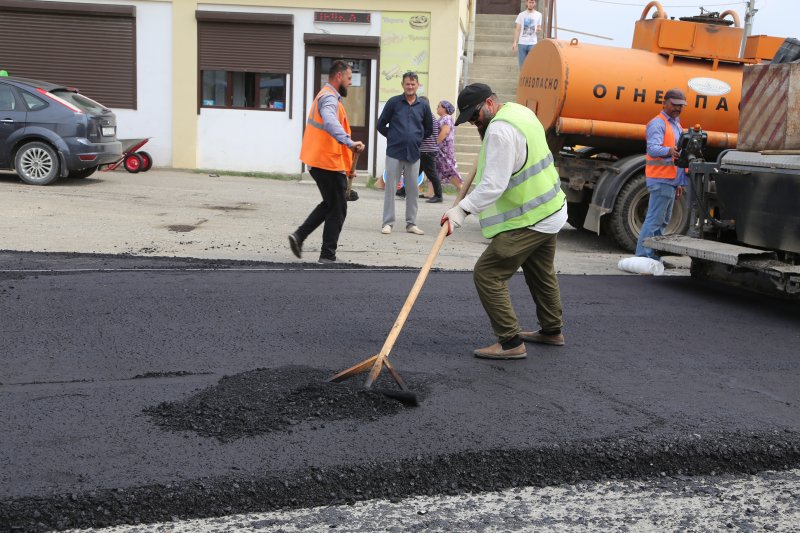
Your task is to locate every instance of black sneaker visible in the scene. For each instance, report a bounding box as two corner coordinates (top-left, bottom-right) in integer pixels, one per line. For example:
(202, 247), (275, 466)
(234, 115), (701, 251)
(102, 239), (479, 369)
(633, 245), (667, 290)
(318, 257), (336, 265)
(288, 233), (302, 258)
(425, 196), (443, 203)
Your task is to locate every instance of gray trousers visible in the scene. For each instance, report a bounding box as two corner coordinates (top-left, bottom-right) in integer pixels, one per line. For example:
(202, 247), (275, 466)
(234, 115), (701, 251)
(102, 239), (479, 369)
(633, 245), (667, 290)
(383, 156), (420, 228)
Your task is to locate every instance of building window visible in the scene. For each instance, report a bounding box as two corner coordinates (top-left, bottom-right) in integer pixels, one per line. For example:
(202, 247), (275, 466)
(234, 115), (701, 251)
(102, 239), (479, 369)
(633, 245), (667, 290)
(0, 0), (136, 109)
(201, 71), (287, 110)
(196, 11), (293, 114)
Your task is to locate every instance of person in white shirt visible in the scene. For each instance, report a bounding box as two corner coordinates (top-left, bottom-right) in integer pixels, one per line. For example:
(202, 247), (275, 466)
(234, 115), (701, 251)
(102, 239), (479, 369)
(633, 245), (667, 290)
(513, 0), (542, 68)
(441, 83), (568, 360)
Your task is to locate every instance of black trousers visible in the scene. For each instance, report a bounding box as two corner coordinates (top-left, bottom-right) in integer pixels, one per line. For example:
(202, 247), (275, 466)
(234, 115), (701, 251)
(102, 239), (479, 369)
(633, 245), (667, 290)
(295, 167), (347, 260)
(420, 151), (442, 198)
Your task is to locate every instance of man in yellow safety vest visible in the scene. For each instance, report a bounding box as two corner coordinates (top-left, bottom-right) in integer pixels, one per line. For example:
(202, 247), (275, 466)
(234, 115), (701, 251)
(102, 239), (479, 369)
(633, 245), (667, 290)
(441, 83), (568, 360)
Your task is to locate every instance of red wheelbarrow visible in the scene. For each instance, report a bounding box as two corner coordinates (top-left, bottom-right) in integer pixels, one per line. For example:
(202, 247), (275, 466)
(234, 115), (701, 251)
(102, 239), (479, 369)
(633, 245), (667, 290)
(103, 138), (153, 173)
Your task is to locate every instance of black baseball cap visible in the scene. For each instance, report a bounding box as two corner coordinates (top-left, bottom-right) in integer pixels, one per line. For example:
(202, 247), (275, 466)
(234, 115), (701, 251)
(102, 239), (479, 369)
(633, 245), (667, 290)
(455, 83), (494, 126)
(664, 88), (688, 105)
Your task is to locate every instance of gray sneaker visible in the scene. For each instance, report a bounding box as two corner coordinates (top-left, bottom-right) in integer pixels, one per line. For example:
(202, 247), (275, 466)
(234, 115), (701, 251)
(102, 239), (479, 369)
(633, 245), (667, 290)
(406, 225), (425, 235)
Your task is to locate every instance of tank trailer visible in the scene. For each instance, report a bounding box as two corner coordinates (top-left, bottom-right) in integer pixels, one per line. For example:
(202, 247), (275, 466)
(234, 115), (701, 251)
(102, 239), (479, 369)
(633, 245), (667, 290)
(517, 1), (785, 251)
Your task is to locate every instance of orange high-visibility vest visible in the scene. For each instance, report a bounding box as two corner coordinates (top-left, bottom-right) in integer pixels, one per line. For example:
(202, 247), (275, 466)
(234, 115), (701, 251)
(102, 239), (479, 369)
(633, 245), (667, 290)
(299, 85), (353, 173)
(645, 114), (678, 180)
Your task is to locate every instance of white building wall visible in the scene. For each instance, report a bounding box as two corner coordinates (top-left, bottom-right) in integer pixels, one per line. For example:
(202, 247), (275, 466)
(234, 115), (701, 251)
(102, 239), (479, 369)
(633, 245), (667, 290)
(197, 5), (382, 174)
(114, 1), (173, 167)
(37, 0), (174, 168)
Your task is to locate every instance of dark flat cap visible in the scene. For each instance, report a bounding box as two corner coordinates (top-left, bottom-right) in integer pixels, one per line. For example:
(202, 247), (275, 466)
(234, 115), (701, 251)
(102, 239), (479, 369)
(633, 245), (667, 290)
(664, 88), (688, 105)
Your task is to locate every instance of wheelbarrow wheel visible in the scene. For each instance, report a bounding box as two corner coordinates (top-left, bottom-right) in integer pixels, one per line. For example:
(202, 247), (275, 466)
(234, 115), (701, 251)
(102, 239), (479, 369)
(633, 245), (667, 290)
(137, 151), (153, 172)
(124, 153), (143, 173)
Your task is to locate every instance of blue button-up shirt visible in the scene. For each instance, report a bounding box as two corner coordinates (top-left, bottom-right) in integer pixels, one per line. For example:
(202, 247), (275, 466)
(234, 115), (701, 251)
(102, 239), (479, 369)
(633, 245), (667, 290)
(645, 111), (688, 187)
(377, 94), (433, 162)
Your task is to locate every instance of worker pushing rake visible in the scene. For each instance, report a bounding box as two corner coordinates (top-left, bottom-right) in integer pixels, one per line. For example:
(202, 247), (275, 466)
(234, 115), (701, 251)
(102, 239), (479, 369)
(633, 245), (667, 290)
(329, 83), (569, 403)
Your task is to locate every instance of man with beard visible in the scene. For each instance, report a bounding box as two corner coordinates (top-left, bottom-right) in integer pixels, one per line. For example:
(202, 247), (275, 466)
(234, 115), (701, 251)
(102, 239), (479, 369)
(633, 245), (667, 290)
(440, 83), (568, 360)
(291, 60), (365, 264)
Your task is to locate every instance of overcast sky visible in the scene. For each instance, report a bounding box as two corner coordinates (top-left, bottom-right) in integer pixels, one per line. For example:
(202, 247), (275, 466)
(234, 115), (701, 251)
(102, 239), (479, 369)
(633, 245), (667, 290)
(552, 0), (797, 48)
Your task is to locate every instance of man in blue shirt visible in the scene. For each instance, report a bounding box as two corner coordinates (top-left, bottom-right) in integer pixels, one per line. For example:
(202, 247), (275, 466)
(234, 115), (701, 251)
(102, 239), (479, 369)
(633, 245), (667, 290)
(635, 88), (689, 260)
(377, 72), (433, 235)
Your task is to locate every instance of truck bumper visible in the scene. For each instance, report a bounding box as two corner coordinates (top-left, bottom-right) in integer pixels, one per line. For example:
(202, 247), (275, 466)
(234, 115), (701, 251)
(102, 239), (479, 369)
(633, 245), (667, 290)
(646, 234), (800, 298)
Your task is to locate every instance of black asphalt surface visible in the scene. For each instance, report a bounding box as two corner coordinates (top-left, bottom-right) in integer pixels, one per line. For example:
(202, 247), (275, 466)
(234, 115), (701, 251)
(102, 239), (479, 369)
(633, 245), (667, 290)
(1, 251), (799, 532)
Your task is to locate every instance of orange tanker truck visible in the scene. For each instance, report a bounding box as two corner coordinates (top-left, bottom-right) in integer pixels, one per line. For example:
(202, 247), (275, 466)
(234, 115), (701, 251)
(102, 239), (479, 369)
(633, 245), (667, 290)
(517, 0), (785, 250)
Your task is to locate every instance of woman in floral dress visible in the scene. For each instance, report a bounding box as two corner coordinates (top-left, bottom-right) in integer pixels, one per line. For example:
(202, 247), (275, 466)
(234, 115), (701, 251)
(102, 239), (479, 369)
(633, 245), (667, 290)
(436, 100), (463, 195)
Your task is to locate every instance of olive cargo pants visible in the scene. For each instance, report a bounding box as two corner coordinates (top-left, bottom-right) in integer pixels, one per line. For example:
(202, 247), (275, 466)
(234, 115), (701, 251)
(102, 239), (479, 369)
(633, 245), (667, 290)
(473, 228), (563, 342)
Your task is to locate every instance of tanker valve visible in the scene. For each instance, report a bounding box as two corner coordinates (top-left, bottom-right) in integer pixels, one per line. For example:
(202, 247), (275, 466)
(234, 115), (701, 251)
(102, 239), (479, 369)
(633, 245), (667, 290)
(675, 124), (707, 168)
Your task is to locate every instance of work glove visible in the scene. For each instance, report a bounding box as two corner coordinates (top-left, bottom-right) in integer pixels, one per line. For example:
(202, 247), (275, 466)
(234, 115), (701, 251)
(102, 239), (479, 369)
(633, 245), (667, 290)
(440, 206), (468, 236)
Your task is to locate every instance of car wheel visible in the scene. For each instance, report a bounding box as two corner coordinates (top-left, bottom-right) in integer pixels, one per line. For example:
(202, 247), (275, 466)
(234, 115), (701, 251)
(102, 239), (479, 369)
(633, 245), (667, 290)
(14, 141), (60, 185)
(67, 166), (98, 179)
(137, 151), (153, 172)
(604, 173), (690, 252)
(123, 153), (143, 173)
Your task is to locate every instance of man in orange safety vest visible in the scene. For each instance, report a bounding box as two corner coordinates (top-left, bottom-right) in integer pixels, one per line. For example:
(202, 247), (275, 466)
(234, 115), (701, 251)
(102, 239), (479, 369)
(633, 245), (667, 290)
(635, 87), (689, 260)
(290, 60), (365, 264)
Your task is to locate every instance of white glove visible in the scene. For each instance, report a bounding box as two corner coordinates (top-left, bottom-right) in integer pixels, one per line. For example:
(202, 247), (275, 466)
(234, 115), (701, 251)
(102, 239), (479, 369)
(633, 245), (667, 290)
(440, 206), (468, 235)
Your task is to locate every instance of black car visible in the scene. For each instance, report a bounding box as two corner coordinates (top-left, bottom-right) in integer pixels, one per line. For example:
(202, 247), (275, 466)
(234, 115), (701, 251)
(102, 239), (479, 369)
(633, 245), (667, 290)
(0, 76), (122, 185)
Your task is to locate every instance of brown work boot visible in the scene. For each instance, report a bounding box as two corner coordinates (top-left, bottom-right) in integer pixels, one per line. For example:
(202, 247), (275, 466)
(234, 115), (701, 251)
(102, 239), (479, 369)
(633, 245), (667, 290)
(519, 330), (565, 346)
(473, 343), (527, 360)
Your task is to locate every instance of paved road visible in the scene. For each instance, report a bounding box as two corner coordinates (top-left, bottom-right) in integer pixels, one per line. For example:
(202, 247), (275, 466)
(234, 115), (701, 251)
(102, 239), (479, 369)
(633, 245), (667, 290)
(67, 469), (800, 532)
(1, 252), (798, 531)
(1, 171), (796, 532)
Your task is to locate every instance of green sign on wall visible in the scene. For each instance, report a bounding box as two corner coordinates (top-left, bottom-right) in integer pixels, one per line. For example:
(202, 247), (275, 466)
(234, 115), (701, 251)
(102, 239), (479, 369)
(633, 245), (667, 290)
(379, 12), (431, 102)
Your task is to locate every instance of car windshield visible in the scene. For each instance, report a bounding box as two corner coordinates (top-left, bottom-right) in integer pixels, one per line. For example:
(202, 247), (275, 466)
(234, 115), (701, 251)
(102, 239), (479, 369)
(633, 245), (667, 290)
(51, 89), (108, 114)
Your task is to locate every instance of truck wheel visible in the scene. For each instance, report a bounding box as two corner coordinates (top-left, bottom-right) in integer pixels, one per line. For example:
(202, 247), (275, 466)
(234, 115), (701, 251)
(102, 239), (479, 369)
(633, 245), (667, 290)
(604, 174), (690, 251)
(14, 141), (60, 185)
(566, 202), (589, 230)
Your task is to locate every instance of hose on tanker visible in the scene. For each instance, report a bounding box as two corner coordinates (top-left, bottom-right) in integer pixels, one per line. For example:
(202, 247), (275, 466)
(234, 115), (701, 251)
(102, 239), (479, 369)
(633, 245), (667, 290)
(640, 1), (666, 21)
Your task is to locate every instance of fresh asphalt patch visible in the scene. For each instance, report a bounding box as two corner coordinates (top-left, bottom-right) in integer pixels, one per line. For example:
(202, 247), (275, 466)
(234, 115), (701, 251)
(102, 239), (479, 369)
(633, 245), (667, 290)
(1, 251), (798, 532)
(144, 366), (423, 441)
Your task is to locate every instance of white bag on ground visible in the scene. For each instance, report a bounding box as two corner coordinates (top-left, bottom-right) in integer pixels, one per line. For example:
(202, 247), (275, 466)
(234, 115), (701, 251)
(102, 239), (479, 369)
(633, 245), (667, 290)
(617, 256), (665, 276)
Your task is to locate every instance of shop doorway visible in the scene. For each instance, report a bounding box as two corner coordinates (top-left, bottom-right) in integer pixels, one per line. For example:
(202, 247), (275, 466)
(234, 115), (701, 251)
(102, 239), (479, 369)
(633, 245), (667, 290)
(314, 58), (370, 171)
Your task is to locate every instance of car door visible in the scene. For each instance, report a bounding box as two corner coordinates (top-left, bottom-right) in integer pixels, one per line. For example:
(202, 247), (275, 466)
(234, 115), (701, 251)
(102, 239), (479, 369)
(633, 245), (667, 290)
(0, 82), (27, 168)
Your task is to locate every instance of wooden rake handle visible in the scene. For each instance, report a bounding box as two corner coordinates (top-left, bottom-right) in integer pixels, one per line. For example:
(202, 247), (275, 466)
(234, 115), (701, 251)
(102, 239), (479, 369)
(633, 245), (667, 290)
(345, 148), (360, 198)
(328, 165), (479, 390)
(363, 166), (479, 387)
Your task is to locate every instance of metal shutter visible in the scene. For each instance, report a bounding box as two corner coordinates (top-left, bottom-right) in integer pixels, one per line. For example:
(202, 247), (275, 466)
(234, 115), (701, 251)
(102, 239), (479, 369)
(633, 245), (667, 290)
(0, 1), (136, 109)
(303, 34), (380, 61)
(196, 12), (293, 73)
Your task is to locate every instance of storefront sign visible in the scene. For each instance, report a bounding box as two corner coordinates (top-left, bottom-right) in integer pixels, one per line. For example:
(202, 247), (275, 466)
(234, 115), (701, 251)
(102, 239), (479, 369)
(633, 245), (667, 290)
(379, 12), (431, 102)
(314, 11), (371, 24)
